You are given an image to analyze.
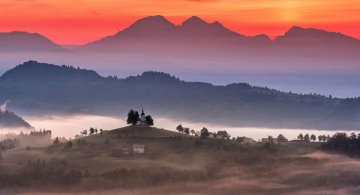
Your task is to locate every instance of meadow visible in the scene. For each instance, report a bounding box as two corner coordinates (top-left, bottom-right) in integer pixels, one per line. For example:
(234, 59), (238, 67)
(1, 126), (360, 194)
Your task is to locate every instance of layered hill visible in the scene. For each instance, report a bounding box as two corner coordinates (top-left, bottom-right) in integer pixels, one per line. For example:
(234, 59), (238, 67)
(1, 61), (360, 129)
(0, 110), (32, 129)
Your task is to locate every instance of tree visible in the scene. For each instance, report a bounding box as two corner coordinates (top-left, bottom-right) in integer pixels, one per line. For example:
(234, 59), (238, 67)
(99, 129), (104, 134)
(134, 111), (140, 122)
(89, 128), (95, 135)
(66, 141), (73, 148)
(127, 110), (138, 125)
(176, 124), (184, 133)
(145, 115), (154, 126)
(350, 132), (357, 140)
(216, 131), (230, 140)
(80, 130), (87, 136)
(190, 129), (196, 136)
(318, 135), (323, 142)
(200, 127), (209, 138)
(304, 134), (310, 142)
(277, 134), (288, 142)
(184, 128), (190, 135)
(53, 137), (60, 145)
(310, 134), (316, 142)
(298, 133), (304, 141)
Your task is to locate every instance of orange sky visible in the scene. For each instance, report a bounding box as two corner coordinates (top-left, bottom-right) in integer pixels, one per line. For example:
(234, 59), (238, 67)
(0, 0), (359, 45)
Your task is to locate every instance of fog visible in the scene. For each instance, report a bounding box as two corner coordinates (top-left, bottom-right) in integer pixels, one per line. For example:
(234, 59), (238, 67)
(6, 114), (358, 140)
(13, 151), (360, 195)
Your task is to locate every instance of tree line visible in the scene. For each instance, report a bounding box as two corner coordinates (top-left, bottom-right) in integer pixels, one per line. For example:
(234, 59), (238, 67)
(321, 132), (360, 156)
(176, 125), (230, 140)
(297, 133), (330, 142)
(0, 129), (52, 150)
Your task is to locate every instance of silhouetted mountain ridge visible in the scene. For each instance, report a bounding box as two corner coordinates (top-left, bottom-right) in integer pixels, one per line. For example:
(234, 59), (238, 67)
(0, 16), (359, 53)
(81, 15), (359, 52)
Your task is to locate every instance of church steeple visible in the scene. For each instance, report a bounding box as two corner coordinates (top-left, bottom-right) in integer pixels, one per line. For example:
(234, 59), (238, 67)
(141, 109), (145, 116)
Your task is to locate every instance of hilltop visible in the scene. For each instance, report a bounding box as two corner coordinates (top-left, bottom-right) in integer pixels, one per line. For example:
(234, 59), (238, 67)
(1, 61), (360, 129)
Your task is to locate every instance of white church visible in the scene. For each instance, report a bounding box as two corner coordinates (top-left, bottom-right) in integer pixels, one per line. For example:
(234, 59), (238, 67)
(136, 109), (148, 126)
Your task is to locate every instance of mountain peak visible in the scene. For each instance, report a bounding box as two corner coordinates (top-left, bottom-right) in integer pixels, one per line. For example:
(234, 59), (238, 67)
(179, 16), (239, 37)
(288, 26), (304, 32)
(139, 15), (170, 23)
(211, 21), (223, 28)
(182, 16), (208, 26)
(118, 15), (177, 37)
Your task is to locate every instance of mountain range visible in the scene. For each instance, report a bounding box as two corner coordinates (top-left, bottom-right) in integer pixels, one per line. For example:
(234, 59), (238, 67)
(0, 15), (359, 53)
(1, 61), (360, 130)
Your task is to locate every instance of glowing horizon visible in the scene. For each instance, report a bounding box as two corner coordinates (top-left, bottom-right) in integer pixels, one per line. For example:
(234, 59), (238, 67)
(0, 0), (359, 45)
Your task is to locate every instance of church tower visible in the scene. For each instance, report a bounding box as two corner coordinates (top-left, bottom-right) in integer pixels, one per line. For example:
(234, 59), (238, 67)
(140, 109), (146, 125)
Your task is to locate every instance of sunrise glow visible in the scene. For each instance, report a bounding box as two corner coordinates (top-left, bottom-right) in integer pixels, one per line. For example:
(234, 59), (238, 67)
(0, 0), (359, 45)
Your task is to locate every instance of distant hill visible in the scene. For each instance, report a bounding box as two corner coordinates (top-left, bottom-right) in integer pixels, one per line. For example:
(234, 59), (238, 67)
(0, 110), (32, 129)
(1, 61), (360, 130)
(0, 31), (65, 52)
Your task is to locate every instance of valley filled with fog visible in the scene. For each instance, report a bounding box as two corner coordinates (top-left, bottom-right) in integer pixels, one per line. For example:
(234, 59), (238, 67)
(0, 114), (357, 141)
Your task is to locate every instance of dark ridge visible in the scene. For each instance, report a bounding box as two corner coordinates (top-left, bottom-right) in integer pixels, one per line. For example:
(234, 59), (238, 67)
(0, 110), (32, 129)
(0, 61), (101, 82)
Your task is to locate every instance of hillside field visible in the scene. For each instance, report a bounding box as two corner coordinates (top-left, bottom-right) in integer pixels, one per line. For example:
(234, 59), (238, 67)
(1, 126), (360, 195)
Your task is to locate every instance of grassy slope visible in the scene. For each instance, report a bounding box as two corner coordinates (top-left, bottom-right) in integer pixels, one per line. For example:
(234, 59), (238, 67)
(1, 126), (208, 173)
(4, 126), (350, 194)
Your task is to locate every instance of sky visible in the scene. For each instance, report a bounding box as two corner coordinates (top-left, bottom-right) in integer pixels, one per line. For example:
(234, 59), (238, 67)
(0, 0), (359, 45)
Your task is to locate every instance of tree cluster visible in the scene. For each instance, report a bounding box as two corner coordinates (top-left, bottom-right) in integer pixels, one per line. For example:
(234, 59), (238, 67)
(321, 132), (360, 156)
(176, 125), (230, 140)
(80, 127), (104, 136)
(0, 159), (83, 188)
(127, 110), (154, 126)
(0, 130), (52, 150)
(297, 133), (320, 142)
(176, 124), (193, 135)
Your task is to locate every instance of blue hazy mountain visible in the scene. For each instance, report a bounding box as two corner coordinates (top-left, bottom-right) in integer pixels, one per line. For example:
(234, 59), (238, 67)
(0, 61), (360, 130)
